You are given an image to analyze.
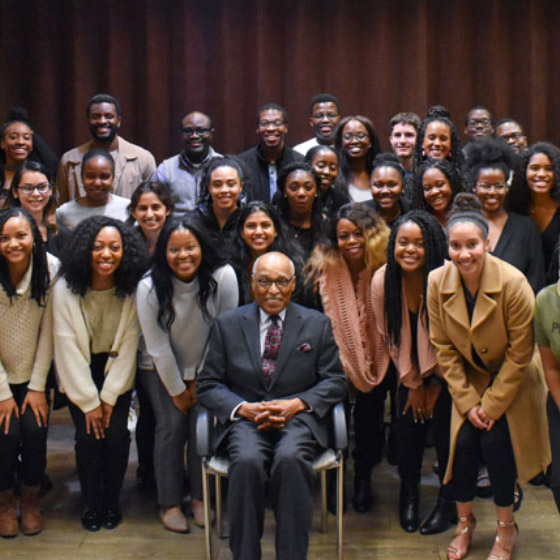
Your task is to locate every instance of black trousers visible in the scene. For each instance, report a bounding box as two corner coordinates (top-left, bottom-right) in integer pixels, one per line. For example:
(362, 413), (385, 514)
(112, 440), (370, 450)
(546, 393), (560, 512)
(0, 383), (48, 491)
(397, 382), (452, 494)
(68, 354), (131, 510)
(134, 368), (155, 477)
(451, 414), (517, 507)
(353, 368), (396, 478)
(226, 417), (318, 560)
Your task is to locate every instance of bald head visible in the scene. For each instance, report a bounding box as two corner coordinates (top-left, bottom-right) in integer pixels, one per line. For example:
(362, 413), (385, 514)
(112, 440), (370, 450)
(181, 111), (214, 162)
(252, 252), (296, 314)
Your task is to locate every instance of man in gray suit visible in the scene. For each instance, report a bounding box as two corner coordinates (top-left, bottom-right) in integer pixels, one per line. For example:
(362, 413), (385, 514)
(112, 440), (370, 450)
(197, 252), (347, 560)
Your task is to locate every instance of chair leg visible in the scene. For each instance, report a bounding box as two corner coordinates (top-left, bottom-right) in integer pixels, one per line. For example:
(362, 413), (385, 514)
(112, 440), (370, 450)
(337, 455), (344, 560)
(201, 460), (212, 560)
(320, 470), (328, 533)
(215, 475), (224, 539)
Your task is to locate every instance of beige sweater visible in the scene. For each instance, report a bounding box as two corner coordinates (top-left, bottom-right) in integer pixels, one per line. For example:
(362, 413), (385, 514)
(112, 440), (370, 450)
(53, 280), (139, 413)
(0, 253), (59, 401)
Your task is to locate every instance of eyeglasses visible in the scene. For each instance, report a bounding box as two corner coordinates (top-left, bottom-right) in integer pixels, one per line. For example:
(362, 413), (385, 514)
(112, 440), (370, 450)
(342, 132), (368, 141)
(253, 275), (294, 290)
(17, 183), (51, 194)
(258, 119), (285, 128)
(468, 118), (491, 127)
(181, 127), (212, 136)
(311, 112), (339, 121)
(500, 132), (524, 141)
(476, 182), (507, 191)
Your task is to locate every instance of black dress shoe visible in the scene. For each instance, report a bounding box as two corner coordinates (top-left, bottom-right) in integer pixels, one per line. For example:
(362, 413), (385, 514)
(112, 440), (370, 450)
(352, 476), (372, 513)
(102, 508), (122, 530)
(420, 498), (457, 535)
(81, 509), (102, 532)
(399, 481), (419, 533)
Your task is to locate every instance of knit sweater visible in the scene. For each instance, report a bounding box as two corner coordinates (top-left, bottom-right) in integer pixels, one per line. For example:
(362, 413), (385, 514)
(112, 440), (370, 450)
(136, 264), (238, 396)
(0, 253), (59, 401)
(53, 280), (140, 412)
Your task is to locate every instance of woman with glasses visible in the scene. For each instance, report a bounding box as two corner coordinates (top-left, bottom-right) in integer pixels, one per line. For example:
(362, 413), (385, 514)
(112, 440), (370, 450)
(467, 139), (544, 292)
(335, 116), (381, 202)
(4, 161), (69, 257)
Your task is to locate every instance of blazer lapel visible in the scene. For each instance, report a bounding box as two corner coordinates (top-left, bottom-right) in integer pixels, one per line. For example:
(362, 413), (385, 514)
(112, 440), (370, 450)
(268, 303), (304, 391)
(441, 264), (471, 333)
(471, 255), (501, 331)
(240, 303), (266, 389)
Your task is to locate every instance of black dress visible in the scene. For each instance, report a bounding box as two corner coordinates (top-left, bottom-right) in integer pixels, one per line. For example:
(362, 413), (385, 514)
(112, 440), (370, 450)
(540, 207), (560, 276)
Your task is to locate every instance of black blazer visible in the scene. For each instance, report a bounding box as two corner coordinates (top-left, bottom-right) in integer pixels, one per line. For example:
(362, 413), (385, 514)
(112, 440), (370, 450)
(197, 302), (348, 448)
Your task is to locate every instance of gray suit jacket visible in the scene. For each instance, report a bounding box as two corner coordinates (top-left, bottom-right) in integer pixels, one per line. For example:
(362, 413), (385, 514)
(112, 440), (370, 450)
(196, 302), (348, 449)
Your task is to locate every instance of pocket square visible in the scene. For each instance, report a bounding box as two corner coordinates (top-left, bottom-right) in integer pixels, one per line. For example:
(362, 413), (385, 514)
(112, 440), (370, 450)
(298, 343), (312, 353)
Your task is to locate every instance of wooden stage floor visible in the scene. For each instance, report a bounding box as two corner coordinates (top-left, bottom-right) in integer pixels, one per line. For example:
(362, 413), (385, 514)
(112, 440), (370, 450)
(0, 408), (558, 559)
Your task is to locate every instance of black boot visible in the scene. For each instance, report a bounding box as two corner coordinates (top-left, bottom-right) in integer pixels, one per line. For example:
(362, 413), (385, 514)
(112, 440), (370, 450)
(420, 486), (457, 535)
(352, 475), (372, 513)
(399, 480), (419, 533)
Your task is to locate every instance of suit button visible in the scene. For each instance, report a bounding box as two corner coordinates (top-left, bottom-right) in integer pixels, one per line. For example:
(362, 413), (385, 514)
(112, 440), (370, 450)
(480, 347), (488, 354)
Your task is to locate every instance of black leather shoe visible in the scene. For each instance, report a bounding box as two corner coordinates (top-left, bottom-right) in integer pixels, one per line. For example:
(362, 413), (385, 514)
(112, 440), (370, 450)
(399, 482), (419, 533)
(102, 508), (122, 530)
(81, 509), (102, 532)
(419, 498), (457, 535)
(352, 476), (372, 513)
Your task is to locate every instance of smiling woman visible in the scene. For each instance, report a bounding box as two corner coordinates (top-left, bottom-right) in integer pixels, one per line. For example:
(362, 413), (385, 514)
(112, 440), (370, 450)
(0, 119), (34, 199)
(56, 149), (131, 229)
(53, 216), (148, 532)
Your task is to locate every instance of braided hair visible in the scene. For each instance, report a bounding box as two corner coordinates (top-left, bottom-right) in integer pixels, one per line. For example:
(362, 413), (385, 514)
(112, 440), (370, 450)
(384, 210), (447, 347)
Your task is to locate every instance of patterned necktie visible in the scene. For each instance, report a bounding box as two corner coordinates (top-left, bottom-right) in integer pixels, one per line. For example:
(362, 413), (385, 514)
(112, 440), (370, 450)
(262, 315), (282, 380)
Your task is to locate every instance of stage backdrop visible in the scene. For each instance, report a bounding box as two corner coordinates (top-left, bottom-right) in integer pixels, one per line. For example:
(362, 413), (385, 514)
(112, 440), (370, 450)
(1, 0), (559, 163)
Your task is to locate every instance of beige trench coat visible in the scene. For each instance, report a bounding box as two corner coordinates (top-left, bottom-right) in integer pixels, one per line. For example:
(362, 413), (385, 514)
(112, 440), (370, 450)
(427, 254), (551, 484)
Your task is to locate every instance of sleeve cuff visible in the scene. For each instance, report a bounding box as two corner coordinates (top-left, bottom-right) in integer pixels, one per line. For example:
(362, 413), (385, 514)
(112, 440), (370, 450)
(230, 401), (245, 421)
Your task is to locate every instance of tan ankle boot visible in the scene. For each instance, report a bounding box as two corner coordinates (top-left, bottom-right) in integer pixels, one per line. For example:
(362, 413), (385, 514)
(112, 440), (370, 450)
(0, 489), (18, 538)
(20, 485), (43, 536)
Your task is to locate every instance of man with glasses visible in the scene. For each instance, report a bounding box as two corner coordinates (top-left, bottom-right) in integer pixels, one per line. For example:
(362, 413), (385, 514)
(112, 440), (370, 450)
(495, 118), (528, 155)
(464, 105), (494, 142)
(239, 103), (303, 203)
(153, 111), (221, 216)
(197, 251), (347, 560)
(56, 93), (156, 203)
(294, 93), (341, 156)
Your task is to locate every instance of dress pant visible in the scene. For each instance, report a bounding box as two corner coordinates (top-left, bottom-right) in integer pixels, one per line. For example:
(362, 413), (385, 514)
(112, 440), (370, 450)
(0, 382), (48, 491)
(135, 369), (156, 478)
(546, 393), (560, 512)
(451, 414), (517, 507)
(353, 369), (396, 478)
(397, 382), (451, 490)
(226, 416), (319, 560)
(137, 368), (201, 506)
(68, 353), (131, 510)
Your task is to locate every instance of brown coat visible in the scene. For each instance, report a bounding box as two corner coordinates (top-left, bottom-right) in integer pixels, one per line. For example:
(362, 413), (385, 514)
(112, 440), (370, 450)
(427, 254), (551, 483)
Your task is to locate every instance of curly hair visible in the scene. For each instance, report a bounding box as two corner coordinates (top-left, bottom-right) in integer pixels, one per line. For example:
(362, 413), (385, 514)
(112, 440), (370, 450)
(0, 207), (50, 305)
(413, 108), (464, 175)
(506, 142), (560, 215)
(335, 115), (382, 183)
(276, 161), (325, 246)
(127, 181), (175, 226)
(304, 202), (389, 286)
(411, 158), (464, 213)
(384, 210), (447, 347)
(464, 138), (516, 189)
(60, 216), (148, 298)
(4, 160), (57, 233)
(150, 216), (224, 330)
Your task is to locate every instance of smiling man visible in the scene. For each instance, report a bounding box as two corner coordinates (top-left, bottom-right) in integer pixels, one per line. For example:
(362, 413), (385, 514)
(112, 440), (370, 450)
(294, 93), (341, 156)
(197, 251), (347, 560)
(388, 112), (421, 174)
(153, 111), (221, 216)
(56, 94), (156, 203)
(239, 103), (303, 202)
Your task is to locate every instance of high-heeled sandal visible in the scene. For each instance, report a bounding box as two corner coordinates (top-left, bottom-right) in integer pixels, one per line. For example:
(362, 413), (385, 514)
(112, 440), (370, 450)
(487, 518), (518, 560)
(447, 514), (476, 560)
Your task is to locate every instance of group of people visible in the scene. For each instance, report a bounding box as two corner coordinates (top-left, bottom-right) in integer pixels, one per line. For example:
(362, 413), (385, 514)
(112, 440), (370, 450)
(0, 91), (558, 560)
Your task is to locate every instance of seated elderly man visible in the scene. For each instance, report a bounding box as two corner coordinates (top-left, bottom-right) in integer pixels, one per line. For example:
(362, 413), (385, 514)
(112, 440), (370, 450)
(197, 252), (347, 560)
